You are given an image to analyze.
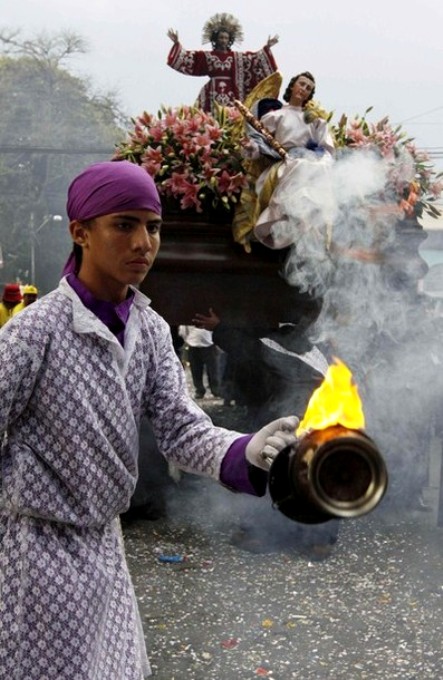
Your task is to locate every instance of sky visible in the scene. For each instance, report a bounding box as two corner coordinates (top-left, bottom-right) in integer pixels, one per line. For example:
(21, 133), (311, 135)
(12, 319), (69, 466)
(2, 0), (443, 169)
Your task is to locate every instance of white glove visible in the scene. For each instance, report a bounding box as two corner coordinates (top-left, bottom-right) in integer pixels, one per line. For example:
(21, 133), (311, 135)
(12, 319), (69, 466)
(245, 416), (299, 471)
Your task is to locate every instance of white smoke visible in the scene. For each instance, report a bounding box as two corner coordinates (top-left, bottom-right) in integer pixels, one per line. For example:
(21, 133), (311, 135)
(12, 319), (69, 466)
(273, 147), (443, 505)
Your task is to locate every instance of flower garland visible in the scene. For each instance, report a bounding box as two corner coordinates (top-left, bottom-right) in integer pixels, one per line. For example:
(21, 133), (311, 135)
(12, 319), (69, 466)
(331, 107), (443, 219)
(114, 105), (248, 214)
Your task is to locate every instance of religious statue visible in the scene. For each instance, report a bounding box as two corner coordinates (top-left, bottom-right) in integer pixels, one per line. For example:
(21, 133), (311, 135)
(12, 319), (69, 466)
(167, 12), (279, 112)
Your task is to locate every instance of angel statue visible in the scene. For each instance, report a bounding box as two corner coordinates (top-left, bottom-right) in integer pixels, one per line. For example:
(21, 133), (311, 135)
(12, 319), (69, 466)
(167, 13), (279, 112)
(232, 71), (336, 278)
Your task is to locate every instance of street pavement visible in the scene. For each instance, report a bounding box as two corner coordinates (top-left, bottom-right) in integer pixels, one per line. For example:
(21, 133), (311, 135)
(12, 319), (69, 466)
(123, 389), (443, 680)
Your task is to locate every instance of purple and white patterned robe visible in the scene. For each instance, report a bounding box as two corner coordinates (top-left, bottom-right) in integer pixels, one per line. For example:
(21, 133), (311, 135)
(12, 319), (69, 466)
(0, 278), (243, 679)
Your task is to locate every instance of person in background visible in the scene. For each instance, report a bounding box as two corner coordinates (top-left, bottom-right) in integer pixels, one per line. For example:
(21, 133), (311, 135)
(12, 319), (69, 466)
(0, 159), (300, 680)
(193, 306), (326, 427)
(178, 324), (221, 399)
(12, 284), (38, 315)
(167, 13), (278, 112)
(0, 282), (22, 327)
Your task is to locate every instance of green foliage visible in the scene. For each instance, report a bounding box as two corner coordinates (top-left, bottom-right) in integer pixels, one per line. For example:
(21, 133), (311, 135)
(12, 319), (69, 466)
(0, 32), (126, 291)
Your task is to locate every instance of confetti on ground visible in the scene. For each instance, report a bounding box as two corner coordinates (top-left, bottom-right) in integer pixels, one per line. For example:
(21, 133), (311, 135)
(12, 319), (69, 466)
(123, 389), (443, 679)
(220, 638), (240, 649)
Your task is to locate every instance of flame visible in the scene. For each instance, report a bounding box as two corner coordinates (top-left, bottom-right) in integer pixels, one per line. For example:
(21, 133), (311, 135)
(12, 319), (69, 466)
(297, 358), (365, 436)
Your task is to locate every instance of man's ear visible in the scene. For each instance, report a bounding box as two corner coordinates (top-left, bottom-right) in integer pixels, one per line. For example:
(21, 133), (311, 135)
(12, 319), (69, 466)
(69, 220), (88, 246)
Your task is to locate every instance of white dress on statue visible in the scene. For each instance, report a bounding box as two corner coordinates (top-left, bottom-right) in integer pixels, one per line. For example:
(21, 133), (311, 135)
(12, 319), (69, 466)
(252, 105), (336, 251)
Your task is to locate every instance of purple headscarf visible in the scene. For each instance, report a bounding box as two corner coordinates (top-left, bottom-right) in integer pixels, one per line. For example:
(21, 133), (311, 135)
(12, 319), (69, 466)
(66, 160), (162, 221)
(63, 160), (162, 276)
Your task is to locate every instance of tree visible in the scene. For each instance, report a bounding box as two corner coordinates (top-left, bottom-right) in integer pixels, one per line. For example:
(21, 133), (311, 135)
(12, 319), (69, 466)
(0, 29), (126, 291)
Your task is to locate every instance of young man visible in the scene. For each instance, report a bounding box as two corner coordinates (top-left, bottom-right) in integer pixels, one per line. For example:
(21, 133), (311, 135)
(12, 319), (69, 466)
(0, 160), (298, 679)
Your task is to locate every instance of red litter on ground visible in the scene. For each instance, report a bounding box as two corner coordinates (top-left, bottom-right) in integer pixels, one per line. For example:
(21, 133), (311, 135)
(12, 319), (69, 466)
(220, 638), (239, 649)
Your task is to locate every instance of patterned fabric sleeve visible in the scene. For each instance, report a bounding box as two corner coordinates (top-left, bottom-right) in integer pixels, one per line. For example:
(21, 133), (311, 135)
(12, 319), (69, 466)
(243, 45), (278, 87)
(167, 43), (210, 76)
(141, 312), (242, 480)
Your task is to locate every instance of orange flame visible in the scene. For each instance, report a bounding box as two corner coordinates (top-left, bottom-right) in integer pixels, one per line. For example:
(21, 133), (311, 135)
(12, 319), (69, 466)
(297, 358), (365, 436)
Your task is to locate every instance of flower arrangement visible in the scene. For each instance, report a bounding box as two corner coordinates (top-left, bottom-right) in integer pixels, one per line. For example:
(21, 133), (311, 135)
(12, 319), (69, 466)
(331, 107), (443, 220)
(114, 105), (248, 214)
(115, 101), (442, 225)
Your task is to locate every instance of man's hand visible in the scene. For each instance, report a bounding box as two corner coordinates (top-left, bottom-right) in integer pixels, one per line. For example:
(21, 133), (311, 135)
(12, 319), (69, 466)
(193, 307), (221, 331)
(246, 416), (299, 471)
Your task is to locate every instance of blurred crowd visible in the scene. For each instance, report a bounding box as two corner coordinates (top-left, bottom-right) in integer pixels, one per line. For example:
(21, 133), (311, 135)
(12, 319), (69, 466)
(0, 282), (38, 327)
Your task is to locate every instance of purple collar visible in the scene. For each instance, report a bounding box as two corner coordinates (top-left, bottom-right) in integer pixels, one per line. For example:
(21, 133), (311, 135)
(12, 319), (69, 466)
(67, 274), (134, 346)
